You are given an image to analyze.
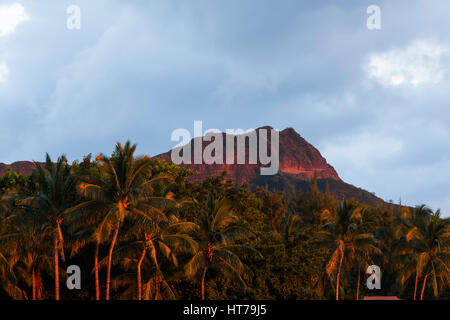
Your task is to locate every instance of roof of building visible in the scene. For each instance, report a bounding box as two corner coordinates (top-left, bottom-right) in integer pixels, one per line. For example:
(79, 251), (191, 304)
(363, 296), (401, 300)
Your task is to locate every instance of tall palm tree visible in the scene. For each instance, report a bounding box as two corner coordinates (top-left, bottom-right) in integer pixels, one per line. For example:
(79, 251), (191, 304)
(351, 206), (383, 300)
(0, 192), (47, 300)
(396, 249), (421, 299)
(64, 196), (109, 300)
(20, 154), (76, 300)
(404, 208), (449, 299)
(185, 194), (261, 300)
(394, 205), (449, 300)
(394, 205), (428, 300)
(75, 141), (168, 300)
(108, 211), (198, 300)
(0, 203), (51, 300)
(352, 244), (383, 300)
(316, 201), (380, 300)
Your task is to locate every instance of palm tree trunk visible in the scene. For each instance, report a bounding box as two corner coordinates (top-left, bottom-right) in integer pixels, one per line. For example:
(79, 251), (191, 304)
(54, 229), (59, 300)
(201, 264), (208, 300)
(420, 272), (429, 300)
(94, 240), (100, 300)
(106, 220), (120, 300)
(356, 266), (361, 300)
(336, 252), (344, 300)
(154, 274), (160, 300)
(32, 268), (36, 301)
(137, 247), (147, 301)
(413, 270), (419, 300)
(36, 270), (42, 300)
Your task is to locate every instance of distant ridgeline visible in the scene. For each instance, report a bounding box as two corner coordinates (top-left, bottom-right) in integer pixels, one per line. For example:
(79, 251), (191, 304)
(1, 127), (383, 206)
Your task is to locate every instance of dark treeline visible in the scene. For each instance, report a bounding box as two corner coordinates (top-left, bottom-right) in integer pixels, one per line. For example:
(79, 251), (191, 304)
(0, 142), (448, 300)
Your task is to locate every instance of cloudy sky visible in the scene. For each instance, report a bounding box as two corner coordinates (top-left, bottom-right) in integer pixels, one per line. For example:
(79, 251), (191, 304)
(0, 0), (449, 215)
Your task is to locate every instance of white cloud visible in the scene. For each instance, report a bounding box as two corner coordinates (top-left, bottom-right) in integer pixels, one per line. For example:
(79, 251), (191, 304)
(0, 3), (29, 37)
(366, 40), (447, 87)
(0, 63), (8, 82)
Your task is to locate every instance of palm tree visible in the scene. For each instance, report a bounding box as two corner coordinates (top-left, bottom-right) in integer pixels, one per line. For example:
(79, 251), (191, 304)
(351, 206), (382, 300)
(396, 249), (421, 299)
(75, 141), (168, 300)
(394, 205), (428, 300)
(404, 208), (449, 299)
(0, 193), (44, 300)
(394, 205), (449, 300)
(20, 154), (77, 300)
(352, 244), (383, 300)
(1, 207), (51, 300)
(185, 194), (261, 300)
(64, 195), (109, 300)
(316, 201), (380, 300)
(108, 211), (198, 300)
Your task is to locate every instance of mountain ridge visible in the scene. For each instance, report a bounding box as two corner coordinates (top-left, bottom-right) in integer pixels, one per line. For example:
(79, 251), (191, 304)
(156, 126), (382, 206)
(157, 127), (340, 182)
(0, 161), (39, 177)
(0, 127), (383, 206)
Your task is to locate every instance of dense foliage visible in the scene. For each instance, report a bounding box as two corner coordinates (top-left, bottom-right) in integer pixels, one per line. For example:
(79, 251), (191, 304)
(0, 142), (448, 300)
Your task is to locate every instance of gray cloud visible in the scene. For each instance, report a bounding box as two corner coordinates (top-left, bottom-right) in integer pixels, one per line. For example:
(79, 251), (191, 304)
(0, 0), (449, 215)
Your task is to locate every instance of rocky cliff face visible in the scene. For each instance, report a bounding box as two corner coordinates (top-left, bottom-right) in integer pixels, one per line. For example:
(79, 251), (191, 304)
(156, 126), (382, 205)
(277, 127), (340, 180)
(157, 126), (340, 183)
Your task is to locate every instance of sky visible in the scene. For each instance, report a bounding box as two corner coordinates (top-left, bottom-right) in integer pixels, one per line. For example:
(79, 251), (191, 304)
(0, 0), (449, 216)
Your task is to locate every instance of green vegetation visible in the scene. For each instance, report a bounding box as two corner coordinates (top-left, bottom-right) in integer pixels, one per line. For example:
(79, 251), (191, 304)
(0, 142), (448, 300)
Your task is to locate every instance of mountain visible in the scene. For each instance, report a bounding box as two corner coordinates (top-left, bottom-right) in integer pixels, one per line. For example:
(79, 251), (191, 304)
(0, 127), (383, 206)
(0, 161), (36, 177)
(157, 126), (383, 206)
